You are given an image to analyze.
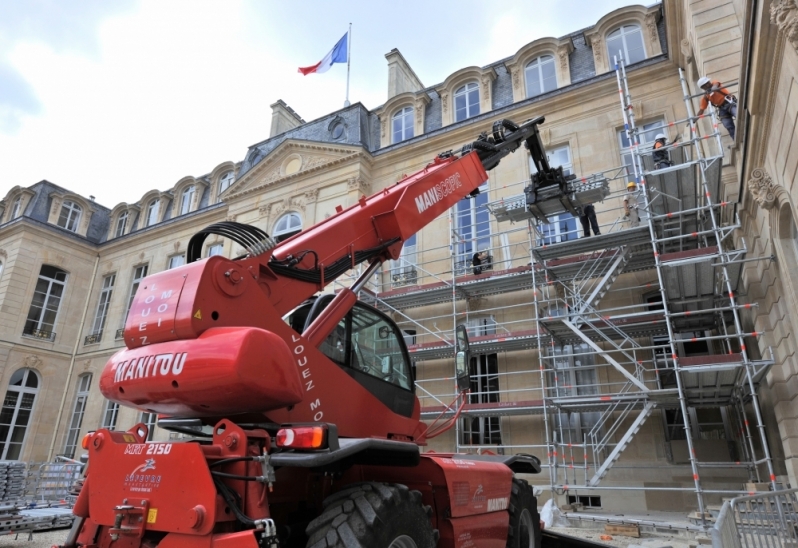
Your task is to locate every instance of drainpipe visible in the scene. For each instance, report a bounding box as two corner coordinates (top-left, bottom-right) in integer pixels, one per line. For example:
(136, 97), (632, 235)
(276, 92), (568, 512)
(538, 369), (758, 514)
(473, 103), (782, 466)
(47, 254), (101, 461)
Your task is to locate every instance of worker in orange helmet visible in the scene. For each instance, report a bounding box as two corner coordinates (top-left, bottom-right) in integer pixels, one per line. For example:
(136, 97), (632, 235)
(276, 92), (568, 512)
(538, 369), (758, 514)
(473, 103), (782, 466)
(696, 76), (737, 139)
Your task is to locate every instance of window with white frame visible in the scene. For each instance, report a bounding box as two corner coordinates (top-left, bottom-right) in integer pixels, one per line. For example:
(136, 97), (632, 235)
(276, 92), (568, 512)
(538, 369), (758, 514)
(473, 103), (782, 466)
(273, 212), (302, 243)
(219, 171), (234, 194)
(549, 344), (601, 447)
(62, 373), (92, 458)
(88, 273), (115, 342)
(146, 199), (159, 226)
(180, 186), (195, 215)
(23, 265), (67, 340)
(459, 316), (501, 446)
(114, 211), (128, 238)
(531, 145), (578, 244)
(10, 196), (22, 219)
(207, 244), (223, 257)
(617, 118), (665, 177)
(57, 200), (82, 232)
(168, 254), (185, 269)
(525, 55), (557, 98)
(607, 25), (646, 65)
(392, 106), (414, 143)
(0, 368), (39, 460)
(455, 182), (490, 274)
(391, 233), (417, 286)
(139, 412), (157, 441)
(100, 399), (119, 429)
(124, 265), (148, 325)
(454, 82), (480, 122)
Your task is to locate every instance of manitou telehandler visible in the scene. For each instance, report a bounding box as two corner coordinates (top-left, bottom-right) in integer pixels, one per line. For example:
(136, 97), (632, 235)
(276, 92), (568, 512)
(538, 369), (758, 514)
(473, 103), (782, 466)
(65, 117), (606, 548)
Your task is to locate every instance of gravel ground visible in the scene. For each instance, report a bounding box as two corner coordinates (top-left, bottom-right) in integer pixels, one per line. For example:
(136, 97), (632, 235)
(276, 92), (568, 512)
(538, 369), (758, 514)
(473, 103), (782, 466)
(0, 529), (70, 548)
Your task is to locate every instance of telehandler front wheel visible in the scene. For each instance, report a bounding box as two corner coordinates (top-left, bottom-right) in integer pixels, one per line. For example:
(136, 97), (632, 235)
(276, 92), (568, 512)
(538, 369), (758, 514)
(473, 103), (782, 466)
(306, 482), (436, 548)
(506, 478), (542, 548)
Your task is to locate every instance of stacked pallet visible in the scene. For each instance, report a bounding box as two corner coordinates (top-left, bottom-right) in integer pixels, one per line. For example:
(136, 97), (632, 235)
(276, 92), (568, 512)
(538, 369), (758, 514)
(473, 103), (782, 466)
(0, 461), (27, 503)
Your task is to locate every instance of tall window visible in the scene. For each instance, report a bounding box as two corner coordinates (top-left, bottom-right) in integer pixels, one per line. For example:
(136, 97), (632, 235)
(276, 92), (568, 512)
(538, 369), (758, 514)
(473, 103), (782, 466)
(454, 82), (480, 122)
(63, 374), (92, 458)
(23, 265), (67, 340)
(146, 199), (159, 226)
(114, 211), (128, 238)
(392, 107), (414, 143)
(532, 145), (578, 244)
(525, 55), (557, 98)
(459, 317), (501, 446)
(100, 400), (119, 429)
(0, 369), (39, 460)
(617, 118), (665, 177)
(607, 25), (646, 65)
(87, 274), (115, 343)
(139, 412), (157, 441)
(392, 233), (417, 286)
(274, 213), (302, 243)
(124, 265), (148, 325)
(207, 244), (223, 257)
(180, 186), (195, 215)
(57, 200), (82, 232)
(219, 171), (235, 194)
(549, 344), (600, 446)
(455, 182), (490, 273)
(168, 254), (185, 269)
(10, 197), (22, 220)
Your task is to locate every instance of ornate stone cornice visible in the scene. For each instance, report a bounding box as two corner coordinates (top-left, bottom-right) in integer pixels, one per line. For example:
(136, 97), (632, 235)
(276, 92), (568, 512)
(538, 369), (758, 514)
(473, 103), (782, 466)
(771, 0), (798, 52)
(748, 168), (779, 210)
(347, 177), (372, 195)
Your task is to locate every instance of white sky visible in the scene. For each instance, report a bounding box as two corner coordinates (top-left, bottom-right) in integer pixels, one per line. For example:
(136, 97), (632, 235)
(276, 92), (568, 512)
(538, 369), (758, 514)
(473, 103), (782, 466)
(0, 0), (652, 209)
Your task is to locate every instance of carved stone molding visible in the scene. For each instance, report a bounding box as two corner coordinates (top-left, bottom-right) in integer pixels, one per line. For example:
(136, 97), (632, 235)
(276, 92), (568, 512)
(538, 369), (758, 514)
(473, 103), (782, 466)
(481, 75), (492, 103)
(347, 177), (371, 195)
(748, 168), (779, 210)
(258, 204), (272, 217)
(510, 68), (520, 90)
(0, 248), (6, 259)
(173, 241), (181, 252)
(557, 46), (569, 71)
(771, 0), (798, 52)
(644, 12), (659, 44)
(304, 189), (320, 203)
(24, 355), (42, 369)
(379, 115), (386, 140)
(680, 39), (694, 64)
(441, 93), (449, 115)
(589, 33), (603, 65)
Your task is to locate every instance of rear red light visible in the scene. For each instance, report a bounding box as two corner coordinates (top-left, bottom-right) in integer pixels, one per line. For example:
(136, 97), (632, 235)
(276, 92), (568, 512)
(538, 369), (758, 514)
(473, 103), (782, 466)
(276, 426), (327, 449)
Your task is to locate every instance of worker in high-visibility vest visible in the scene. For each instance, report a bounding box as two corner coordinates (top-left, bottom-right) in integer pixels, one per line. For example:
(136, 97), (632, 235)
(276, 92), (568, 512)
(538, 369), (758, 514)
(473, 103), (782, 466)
(696, 76), (737, 139)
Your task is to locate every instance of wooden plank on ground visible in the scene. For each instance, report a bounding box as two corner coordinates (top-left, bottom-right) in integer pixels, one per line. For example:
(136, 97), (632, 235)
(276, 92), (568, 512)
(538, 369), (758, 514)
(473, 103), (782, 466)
(603, 524), (640, 538)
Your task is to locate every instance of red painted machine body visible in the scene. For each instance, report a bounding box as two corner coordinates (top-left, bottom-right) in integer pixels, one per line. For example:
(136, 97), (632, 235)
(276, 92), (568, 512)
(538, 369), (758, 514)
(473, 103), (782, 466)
(78, 122), (549, 548)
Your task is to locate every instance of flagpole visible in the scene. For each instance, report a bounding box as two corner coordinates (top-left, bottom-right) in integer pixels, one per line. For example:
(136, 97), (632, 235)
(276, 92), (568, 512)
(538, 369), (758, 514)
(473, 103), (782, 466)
(344, 23), (351, 107)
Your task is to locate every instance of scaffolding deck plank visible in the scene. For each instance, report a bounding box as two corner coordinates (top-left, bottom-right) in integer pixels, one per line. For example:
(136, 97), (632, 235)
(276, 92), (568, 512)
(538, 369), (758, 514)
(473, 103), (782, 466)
(533, 226), (651, 261)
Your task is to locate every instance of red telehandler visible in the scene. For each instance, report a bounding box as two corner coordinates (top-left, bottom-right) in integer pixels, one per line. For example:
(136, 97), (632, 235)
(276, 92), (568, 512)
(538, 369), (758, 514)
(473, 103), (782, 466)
(65, 117), (606, 548)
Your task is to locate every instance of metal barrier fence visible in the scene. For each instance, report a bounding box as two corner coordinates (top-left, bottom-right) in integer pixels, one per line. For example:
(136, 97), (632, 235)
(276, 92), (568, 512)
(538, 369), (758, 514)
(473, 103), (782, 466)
(25, 462), (83, 504)
(713, 488), (798, 547)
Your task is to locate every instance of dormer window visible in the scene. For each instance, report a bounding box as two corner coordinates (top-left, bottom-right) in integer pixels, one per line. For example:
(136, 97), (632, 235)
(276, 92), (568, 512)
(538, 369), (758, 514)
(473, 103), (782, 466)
(525, 55), (557, 98)
(115, 211), (128, 238)
(392, 107), (414, 143)
(219, 171), (235, 194)
(10, 197), (22, 219)
(454, 82), (480, 122)
(146, 199), (159, 227)
(180, 186), (195, 215)
(607, 25), (646, 64)
(57, 200), (82, 232)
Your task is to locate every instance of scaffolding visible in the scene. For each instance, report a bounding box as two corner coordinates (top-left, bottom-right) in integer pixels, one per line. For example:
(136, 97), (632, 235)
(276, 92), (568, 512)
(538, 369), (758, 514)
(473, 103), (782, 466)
(360, 60), (775, 516)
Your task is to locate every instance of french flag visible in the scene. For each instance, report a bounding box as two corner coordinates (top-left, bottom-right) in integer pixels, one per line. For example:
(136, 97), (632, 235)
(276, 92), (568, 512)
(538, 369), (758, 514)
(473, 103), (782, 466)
(298, 32), (348, 75)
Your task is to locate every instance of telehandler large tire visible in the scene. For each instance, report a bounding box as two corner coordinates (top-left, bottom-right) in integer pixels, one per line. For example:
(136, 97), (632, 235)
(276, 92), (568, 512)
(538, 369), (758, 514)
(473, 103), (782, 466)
(306, 482), (436, 548)
(506, 478), (542, 548)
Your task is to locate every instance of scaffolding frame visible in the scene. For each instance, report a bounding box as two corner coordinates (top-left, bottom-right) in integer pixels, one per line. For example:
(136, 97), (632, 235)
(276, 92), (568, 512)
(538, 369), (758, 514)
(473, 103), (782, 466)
(356, 60), (776, 516)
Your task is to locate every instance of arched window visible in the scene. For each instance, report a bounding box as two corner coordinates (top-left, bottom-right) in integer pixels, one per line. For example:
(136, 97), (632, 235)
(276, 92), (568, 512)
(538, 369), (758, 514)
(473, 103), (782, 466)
(525, 55), (557, 98)
(274, 213), (302, 243)
(114, 211), (128, 238)
(146, 199), (159, 226)
(392, 107), (414, 143)
(10, 197), (22, 220)
(454, 82), (480, 122)
(219, 171), (235, 195)
(57, 200), (82, 232)
(180, 186), (195, 215)
(607, 25), (646, 65)
(63, 373), (92, 458)
(0, 368), (40, 460)
(24, 265), (67, 340)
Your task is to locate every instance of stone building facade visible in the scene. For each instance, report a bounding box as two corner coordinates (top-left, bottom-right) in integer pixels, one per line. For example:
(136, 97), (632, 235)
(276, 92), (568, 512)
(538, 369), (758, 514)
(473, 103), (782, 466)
(0, 0), (794, 513)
